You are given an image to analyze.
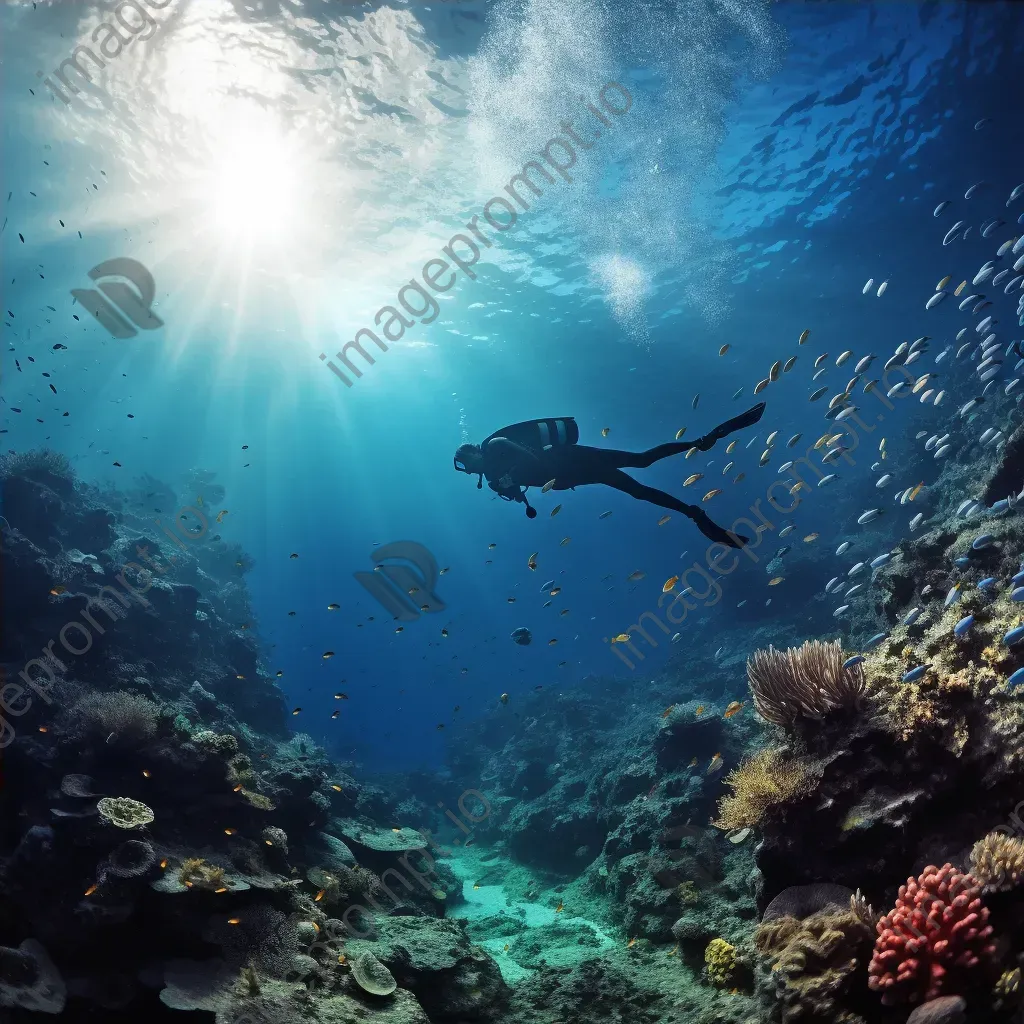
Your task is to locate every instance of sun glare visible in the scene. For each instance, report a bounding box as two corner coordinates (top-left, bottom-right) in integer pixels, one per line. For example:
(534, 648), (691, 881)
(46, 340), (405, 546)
(205, 113), (301, 246)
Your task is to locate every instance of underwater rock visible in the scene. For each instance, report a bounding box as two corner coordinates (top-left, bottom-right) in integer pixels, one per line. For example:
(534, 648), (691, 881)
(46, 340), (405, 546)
(906, 996), (967, 1024)
(762, 884), (855, 922)
(346, 916), (507, 1018)
(0, 939), (66, 1014)
(334, 819), (428, 852)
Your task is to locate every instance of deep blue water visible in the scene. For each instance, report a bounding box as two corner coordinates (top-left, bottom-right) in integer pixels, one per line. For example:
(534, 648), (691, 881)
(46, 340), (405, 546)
(3, 0), (1023, 770)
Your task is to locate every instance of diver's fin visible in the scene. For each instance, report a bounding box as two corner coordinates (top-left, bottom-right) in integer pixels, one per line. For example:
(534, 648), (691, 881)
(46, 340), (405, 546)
(686, 504), (749, 548)
(706, 402), (766, 442)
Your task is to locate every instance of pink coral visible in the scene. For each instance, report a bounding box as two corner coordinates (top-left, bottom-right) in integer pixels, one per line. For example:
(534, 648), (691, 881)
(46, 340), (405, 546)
(867, 863), (995, 1006)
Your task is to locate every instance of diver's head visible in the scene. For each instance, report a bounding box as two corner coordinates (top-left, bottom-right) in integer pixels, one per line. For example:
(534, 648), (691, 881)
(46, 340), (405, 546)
(453, 443), (485, 476)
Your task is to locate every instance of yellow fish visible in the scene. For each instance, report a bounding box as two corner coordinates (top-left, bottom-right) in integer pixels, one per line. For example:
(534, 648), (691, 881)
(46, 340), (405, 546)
(725, 440), (737, 454)
(706, 753), (724, 775)
(683, 473), (704, 487)
(798, 329), (810, 345)
(657, 515), (671, 526)
(719, 344), (730, 356)
(954, 279), (967, 296)
(550, 504), (562, 516)
(790, 482), (806, 495)
(768, 576), (784, 585)
(555, 901), (563, 913)
(627, 937), (637, 948)
(723, 701), (745, 718)
(803, 533), (818, 543)
(216, 509), (229, 523)
(702, 489), (722, 502)
(663, 575), (679, 593)
(601, 427), (610, 437)
(695, 705), (705, 716)
(936, 275), (950, 291)
(611, 633), (631, 644)
(196, 495), (203, 506)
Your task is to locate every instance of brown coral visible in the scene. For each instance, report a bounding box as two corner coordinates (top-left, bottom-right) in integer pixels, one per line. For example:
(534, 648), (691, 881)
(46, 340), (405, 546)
(755, 909), (873, 1023)
(69, 690), (160, 745)
(712, 747), (819, 831)
(747, 640), (865, 726)
(970, 830), (1024, 891)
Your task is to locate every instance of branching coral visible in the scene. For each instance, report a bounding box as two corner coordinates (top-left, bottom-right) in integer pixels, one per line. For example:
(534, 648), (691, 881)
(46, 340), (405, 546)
(747, 640), (865, 725)
(969, 830), (1024, 892)
(867, 863), (995, 1005)
(755, 909), (873, 1022)
(712, 747), (819, 831)
(70, 690), (160, 746)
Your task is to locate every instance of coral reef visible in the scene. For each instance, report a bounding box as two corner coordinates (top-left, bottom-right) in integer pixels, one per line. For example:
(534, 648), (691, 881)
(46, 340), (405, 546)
(970, 831), (1024, 892)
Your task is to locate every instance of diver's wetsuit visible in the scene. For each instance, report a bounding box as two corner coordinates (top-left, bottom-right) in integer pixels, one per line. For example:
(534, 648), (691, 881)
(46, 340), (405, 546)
(478, 403), (765, 548)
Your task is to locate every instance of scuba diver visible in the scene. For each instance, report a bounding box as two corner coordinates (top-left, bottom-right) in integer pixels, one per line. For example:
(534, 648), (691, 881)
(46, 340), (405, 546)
(453, 403), (766, 548)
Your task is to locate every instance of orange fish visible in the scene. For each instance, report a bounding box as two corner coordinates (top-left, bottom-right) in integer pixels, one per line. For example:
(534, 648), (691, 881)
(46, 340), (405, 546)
(661, 704), (676, 718)
(84, 883), (98, 896)
(723, 701), (745, 719)
(695, 705), (705, 716)
(768, 576), (784, 586)
(909, 481), (925, 502)
(610, 633), (631, 644)
(663, 576), (679, 593)
(627, 937), (637, 948)
(555, 900), (563, 913)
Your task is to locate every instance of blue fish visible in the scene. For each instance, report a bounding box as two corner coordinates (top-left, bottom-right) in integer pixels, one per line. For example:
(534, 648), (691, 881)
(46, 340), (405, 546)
(870, 553), (893, 569)
(972, 534), (995, 550)
(978, 577), (998, 590)
(954, 557), (970, 568)
(1013, 588), (1024, 602)
(902, 665), (928, 682)
(903, 608), (922, 626)
(1004, 625), (1024, 646)
(943, 585), (962, 608)
(864, 632), (887, 650)
(1013, 570), (1024, 586)
(843, 655), (865, 669)
(992, 499), (1010, 513)
(953, 615), (974, 636)
(1008, 666), (1024, 687)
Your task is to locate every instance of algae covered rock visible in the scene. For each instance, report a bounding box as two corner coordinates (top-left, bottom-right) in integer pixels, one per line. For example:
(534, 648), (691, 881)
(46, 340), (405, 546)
(345, 916), (507, 1019)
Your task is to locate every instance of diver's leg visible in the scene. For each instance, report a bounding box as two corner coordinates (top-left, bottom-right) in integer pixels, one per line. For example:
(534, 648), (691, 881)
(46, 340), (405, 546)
(605, 402), (767, 468)
(597, 470), (749, 547)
